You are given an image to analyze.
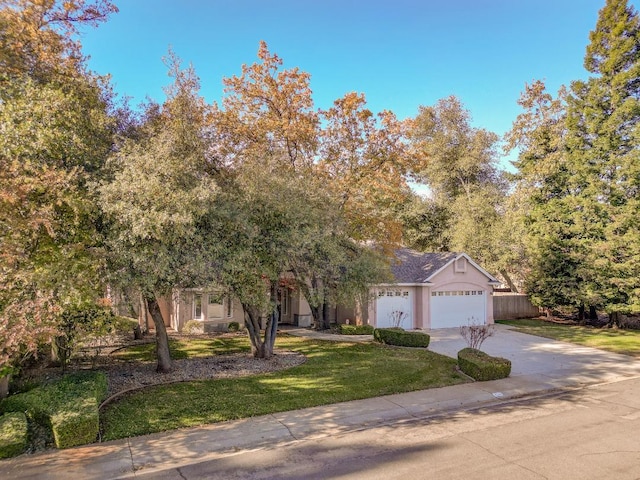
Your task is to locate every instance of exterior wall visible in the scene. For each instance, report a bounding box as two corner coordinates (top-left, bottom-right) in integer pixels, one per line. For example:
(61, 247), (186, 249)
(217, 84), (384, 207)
(493, 293), (541, 320)
(172, 290), (244, 333)
(290, 289), (313, 327)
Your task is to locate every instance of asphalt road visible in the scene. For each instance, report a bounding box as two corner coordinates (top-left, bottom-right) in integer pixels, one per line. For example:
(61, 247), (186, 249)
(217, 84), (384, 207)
(140, 377), (640, 480)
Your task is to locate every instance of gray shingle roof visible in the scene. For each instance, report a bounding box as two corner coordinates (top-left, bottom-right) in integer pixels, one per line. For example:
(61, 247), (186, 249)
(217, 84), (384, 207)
(390, 249), (459, 283)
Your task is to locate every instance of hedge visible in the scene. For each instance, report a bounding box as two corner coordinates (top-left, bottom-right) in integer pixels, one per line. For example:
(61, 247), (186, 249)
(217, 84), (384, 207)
(338, 324), (374, 335)
(0, 371), (108, 449)
(0, 412), (28, 458)
(457, 348), (511, 381)
(373, 328), (430, 348)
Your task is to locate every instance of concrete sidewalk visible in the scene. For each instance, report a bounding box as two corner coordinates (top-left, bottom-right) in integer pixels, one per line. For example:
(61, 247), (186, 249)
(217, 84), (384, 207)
(4, 326), (640, 479)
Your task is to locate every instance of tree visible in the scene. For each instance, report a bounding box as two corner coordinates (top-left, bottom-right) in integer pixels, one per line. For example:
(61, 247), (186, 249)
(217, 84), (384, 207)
(409, 96), (516, 289)
(99, 54), (217, 372)
(211, 40), (319, 171)
(0, 0), (116, 375)
(564, 0), (640, 323)
(505, 81), (584, 310)
(319, 92), (412, 252)
(210, 162), (342, 356)
(211, 45), (394, 335)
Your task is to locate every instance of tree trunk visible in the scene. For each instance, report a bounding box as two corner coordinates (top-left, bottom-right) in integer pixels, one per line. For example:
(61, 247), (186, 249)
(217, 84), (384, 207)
(310, 304), (322, 330)
(321, 302), (330, 330)
(589, 306), (598, 321)
(577, 305), (585, 323)
(607, 311), (621, 329)
(146, 296), (172, 373)
(499, 270), (519, 293)
(243, 301), (277, 359)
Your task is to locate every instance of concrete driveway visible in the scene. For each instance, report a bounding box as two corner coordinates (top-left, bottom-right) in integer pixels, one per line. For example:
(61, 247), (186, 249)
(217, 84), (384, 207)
(428, 323), (640, 387)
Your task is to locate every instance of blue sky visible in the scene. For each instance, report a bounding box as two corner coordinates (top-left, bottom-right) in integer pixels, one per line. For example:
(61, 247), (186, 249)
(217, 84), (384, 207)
(80, 0), (635, 166)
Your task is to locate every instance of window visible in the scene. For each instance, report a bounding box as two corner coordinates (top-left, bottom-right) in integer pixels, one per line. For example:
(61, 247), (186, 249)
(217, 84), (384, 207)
(431, 292), (437, 297)
(378, 290), (385, 297)
(208, 294), (224, 319)
(387, 291), (394, 297)
(194, 294), (203, 319)
(395, 291), (401, 297)
(402, 291), (409, 297)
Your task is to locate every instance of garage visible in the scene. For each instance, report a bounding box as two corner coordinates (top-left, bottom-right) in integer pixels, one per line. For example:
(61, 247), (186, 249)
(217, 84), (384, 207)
(375, 289), (413, 329)
(430, 290), (486, 329)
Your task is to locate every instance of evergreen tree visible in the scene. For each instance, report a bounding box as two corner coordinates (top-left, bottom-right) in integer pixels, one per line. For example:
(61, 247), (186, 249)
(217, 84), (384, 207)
(566, 0), (640, 324)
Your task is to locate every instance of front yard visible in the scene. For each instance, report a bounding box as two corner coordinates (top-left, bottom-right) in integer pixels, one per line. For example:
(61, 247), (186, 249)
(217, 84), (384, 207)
(101, 335), (467, 441)
(497, 319), (640, 357)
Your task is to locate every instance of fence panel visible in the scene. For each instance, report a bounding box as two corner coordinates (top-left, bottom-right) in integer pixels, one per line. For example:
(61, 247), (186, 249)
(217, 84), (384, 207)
(493, 293), (541, 320)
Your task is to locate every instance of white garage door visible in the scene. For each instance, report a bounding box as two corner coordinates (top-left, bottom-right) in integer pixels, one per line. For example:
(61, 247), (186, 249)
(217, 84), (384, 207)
(376, 289), (413, 329)
(430, 290), (486, 329)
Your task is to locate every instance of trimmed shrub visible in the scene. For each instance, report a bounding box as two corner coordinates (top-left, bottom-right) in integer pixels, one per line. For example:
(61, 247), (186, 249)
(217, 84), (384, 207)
(458, 348), (511, 381)
(338, 324), (374, 335)
(373, 328), (430, 348)
(182, 320), (204, 335)
(228, 322), (240, 332)
(0, 412), (28, 458)
(0, 371), (107, 449)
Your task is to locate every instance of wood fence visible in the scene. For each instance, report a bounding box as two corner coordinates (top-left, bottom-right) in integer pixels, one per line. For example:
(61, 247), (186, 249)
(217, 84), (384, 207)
(493, 293), (541, 320)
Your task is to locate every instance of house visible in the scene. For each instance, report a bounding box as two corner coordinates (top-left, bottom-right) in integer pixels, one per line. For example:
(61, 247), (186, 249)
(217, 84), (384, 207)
(162, 285), (314, 333)
(367, 249), (499, 329)
(139, 249), (498, 332)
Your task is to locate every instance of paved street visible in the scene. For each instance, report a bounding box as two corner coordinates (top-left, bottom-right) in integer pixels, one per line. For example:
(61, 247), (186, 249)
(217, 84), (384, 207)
(137, 376), (640, 480)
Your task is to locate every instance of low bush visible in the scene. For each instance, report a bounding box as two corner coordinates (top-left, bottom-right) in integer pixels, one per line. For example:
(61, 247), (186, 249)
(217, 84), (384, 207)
(373, 328), (430, 348)
(182, 320), (204, 335)
(0, 371), (107, 449)
(338, 324), (374, 335)
(228, 322), (241, 332)
(457, 348), (511, 381)
(0, 412), (28, 458)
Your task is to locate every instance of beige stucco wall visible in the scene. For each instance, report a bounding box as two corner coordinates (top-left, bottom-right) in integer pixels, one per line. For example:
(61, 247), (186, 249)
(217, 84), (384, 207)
(171, 290), (244, 332)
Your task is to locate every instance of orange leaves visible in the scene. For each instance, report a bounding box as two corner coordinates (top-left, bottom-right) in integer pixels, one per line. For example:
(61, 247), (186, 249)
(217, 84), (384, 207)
(214, 41), (319, 170)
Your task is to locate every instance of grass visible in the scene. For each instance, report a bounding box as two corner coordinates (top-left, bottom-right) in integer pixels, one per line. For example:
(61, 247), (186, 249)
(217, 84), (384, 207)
(111, 336), (251, 361)
(101, 335), (466, 440)
(498, 319), (640, 357)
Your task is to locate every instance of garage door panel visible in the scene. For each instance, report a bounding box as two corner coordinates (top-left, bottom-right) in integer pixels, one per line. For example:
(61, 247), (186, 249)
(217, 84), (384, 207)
(376, 290), (413, 329)
(430, 290), (485, 329)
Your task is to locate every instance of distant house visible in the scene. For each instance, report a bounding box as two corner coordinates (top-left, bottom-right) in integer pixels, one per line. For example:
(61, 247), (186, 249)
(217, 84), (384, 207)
(368, 249), (499, 329)
(140, 249), (498, 332)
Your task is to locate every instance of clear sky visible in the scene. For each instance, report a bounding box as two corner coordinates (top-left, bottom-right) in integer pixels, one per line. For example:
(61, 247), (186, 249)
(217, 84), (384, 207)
(80, 0), (636, 166)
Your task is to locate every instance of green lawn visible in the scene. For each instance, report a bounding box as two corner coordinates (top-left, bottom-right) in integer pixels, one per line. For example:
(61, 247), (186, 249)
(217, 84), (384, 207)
(101, 335), (466, 440)
(498, 319), (640, 357)
(111, 336), (251, 361)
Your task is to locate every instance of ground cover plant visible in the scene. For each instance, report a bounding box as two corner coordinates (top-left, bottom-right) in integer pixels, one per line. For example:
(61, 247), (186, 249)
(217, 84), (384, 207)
(101, 335), (466, 440)
(498, 319), (640, 357)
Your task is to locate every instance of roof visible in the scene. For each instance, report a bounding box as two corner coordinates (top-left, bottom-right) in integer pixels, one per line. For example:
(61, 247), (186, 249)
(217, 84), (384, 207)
(388, 248), (499, 284)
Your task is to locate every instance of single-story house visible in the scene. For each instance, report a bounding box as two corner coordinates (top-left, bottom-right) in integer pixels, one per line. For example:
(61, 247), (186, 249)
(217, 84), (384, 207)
(138, 249), (498, 332)
(368, 249), (500, 329)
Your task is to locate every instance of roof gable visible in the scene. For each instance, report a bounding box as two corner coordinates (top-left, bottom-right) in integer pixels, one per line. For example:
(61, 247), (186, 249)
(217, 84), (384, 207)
(389, 249), (498, 284)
